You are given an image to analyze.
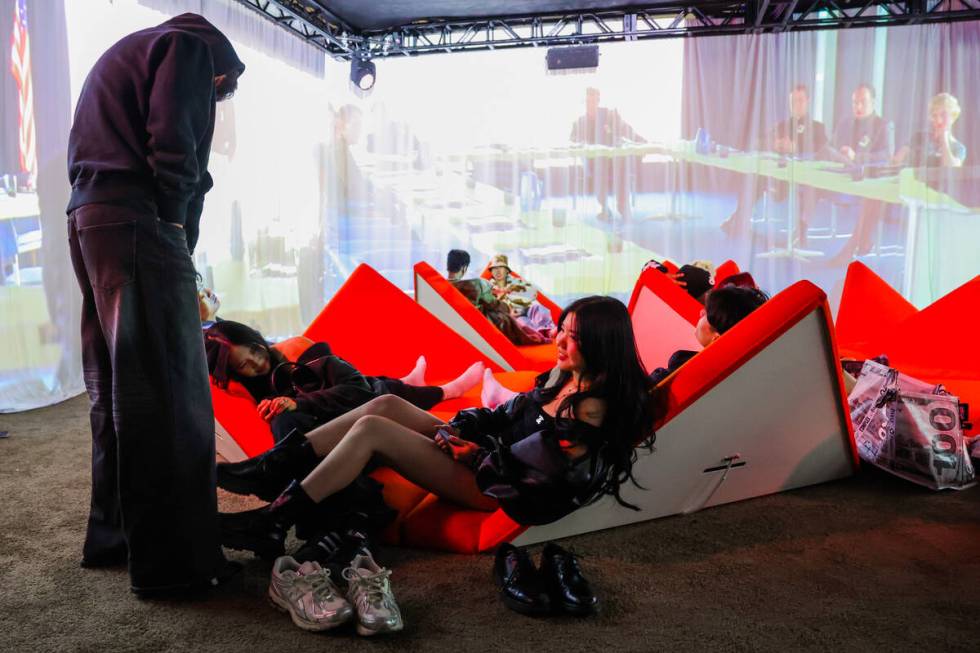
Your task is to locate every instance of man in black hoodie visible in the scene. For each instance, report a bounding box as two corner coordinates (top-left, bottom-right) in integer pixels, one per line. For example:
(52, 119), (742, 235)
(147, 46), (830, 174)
(66, 13), (245, 596)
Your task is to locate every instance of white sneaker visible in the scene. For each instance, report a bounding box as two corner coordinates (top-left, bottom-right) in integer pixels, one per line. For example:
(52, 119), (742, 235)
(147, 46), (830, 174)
(342, 553), (404, 636)
(268, 556), (352, 632)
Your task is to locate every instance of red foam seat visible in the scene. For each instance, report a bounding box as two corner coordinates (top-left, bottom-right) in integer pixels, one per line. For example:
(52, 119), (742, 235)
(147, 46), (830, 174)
(212, 378), (275, 459)
(214, 271), (856, 553)
(211, 328), (538, 552)
(627, 267), (703, 374)
(304, 263), (501, 382)
(509, 280), (858, 547)
(835, 262), (979, 435)
(713, 259), (741, 287)
(836, 261), (917, 359)
(657, 281), (849, 428)
(414, 261), (556, 372)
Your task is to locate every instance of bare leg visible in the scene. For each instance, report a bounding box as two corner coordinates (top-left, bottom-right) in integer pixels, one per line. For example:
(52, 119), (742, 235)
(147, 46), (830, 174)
(301, 394), (444, 457)
(300, 414), (497, 511)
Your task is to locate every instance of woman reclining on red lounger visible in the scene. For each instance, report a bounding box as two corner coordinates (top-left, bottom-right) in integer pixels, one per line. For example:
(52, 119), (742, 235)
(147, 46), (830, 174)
(218, 296), (660, 556)
(480, 278), (769, 408)
(204, 320), (484, 443)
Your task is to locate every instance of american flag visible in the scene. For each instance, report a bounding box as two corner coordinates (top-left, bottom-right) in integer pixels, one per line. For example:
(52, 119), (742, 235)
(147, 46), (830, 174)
(10, 0), (36, 187)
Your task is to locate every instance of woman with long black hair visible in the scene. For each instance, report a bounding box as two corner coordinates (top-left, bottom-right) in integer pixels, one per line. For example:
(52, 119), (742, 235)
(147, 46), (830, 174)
(218, 295), (659, 552)
(204, 320), (485, 445)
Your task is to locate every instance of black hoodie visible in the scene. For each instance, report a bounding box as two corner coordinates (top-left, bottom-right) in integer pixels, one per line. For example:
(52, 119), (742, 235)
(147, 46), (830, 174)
(66, 13), (245, 253)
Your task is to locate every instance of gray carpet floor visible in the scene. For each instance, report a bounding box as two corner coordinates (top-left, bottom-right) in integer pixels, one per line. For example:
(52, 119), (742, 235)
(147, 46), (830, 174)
(1, 395), (978, 652)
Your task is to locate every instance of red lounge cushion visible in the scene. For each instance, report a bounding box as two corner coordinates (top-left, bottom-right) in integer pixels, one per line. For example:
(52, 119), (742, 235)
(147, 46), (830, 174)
(304, 263), (499, 382)
(656, 281), (833, 429)
(518, 343), (559, 370)
(627, 267), (702, 326)
(399, 495), (523, 553)
(628, 267), (704, 374)
(880, 275), (980, 380)
(415, 261), (553, 372)
(211, 379), (274, 458)
(836, 261), (917, 359)
(713, 259), (741, 287)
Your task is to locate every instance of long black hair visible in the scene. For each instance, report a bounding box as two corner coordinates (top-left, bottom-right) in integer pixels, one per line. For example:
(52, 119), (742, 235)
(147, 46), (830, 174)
(203, 320), (286, 392)
(535, 295), (658, 510)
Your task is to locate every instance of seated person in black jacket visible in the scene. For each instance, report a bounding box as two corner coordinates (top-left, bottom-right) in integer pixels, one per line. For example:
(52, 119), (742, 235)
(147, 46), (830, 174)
(204, 320), (484, 442)
(649, 284), (769, 385)
(721, 84), (827, 244)
(218, 296), (661, 558)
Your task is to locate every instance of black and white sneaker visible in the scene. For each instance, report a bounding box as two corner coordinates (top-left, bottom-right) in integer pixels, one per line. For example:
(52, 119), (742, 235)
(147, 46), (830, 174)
(293, 528), (373, 579)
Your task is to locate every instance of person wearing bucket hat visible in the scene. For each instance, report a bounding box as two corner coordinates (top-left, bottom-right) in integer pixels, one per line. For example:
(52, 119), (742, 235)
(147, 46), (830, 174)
(488, 254), (556, 343)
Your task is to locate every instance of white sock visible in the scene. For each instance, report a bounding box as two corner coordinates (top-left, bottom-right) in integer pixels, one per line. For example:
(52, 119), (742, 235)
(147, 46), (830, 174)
(400, 355), (427, 386)
(480, 367), (519, 408)
(440, 362), (485, 399)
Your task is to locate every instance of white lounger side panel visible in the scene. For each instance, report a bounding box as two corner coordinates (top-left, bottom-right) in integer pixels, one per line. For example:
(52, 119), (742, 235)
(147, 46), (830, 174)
(632, 286), (702, 374)
(514, 310), (853, 546)
(215, 419), (247, 463)
(415, 272), (514, 371)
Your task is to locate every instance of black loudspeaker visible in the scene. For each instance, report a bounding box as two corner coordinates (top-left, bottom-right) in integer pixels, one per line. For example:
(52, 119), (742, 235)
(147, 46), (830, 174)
(546, 45), (599, 71)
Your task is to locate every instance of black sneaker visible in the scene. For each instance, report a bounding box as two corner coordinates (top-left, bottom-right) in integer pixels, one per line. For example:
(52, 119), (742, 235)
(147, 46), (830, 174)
(293, 528), (373, 580)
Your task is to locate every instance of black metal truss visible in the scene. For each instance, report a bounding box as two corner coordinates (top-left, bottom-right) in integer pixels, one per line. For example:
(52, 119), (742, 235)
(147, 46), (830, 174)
(234, 1), (980, 60)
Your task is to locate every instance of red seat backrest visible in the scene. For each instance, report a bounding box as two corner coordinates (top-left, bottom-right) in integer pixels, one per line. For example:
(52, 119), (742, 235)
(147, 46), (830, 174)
(835, 261), (917, 359)
(305, 263), (500, 381)
(414, 261), (533, 371)
(880, 274), (980, 379)
(656, 280), (851, 443)
(211, 379), (274, 458)
(628, 267), (703, 325)
(713, 259), (741, 287)
(627, 267), (704, 374)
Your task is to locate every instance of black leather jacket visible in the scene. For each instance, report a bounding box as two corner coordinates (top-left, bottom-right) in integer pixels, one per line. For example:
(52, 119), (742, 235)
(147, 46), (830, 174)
(450, 391), (608, 525)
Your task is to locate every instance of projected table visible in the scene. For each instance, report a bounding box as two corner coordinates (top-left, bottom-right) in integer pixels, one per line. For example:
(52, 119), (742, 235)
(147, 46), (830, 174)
(353, 149), (670, 297)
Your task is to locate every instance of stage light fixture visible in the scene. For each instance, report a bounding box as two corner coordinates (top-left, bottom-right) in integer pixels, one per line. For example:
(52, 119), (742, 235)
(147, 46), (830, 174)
(350, 56), (376, 91)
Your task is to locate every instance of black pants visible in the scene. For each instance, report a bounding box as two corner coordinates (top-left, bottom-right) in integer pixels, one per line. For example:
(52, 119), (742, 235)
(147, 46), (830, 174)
(370, 377), (444, 410)
(68, 204), (222, 590)
(269, 379), (444, 443)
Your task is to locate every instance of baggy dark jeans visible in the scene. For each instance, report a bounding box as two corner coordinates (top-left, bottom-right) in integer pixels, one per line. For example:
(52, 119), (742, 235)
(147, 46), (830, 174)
(68, 203), (221, 590)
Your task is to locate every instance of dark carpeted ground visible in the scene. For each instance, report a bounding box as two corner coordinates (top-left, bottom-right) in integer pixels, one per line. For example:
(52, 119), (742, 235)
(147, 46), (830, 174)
(1, 395), (978, 652)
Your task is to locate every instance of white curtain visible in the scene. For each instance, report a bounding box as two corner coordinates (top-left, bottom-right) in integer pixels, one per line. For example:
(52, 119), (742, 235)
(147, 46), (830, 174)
(2, 0), (977, 412)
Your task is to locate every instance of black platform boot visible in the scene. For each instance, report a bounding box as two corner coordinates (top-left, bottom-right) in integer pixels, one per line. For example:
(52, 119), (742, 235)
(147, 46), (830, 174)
(219, 480), (317, 560)
(217, 429), (320, 502)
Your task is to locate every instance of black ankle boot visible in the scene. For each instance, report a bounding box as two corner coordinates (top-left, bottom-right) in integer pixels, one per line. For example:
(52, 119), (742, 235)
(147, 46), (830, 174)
(219, 480), (316, 559)
(217, 429), (320, 502)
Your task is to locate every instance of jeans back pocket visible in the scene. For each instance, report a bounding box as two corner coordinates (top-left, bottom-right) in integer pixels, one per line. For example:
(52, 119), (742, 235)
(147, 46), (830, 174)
(74, 206), (138, 292)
